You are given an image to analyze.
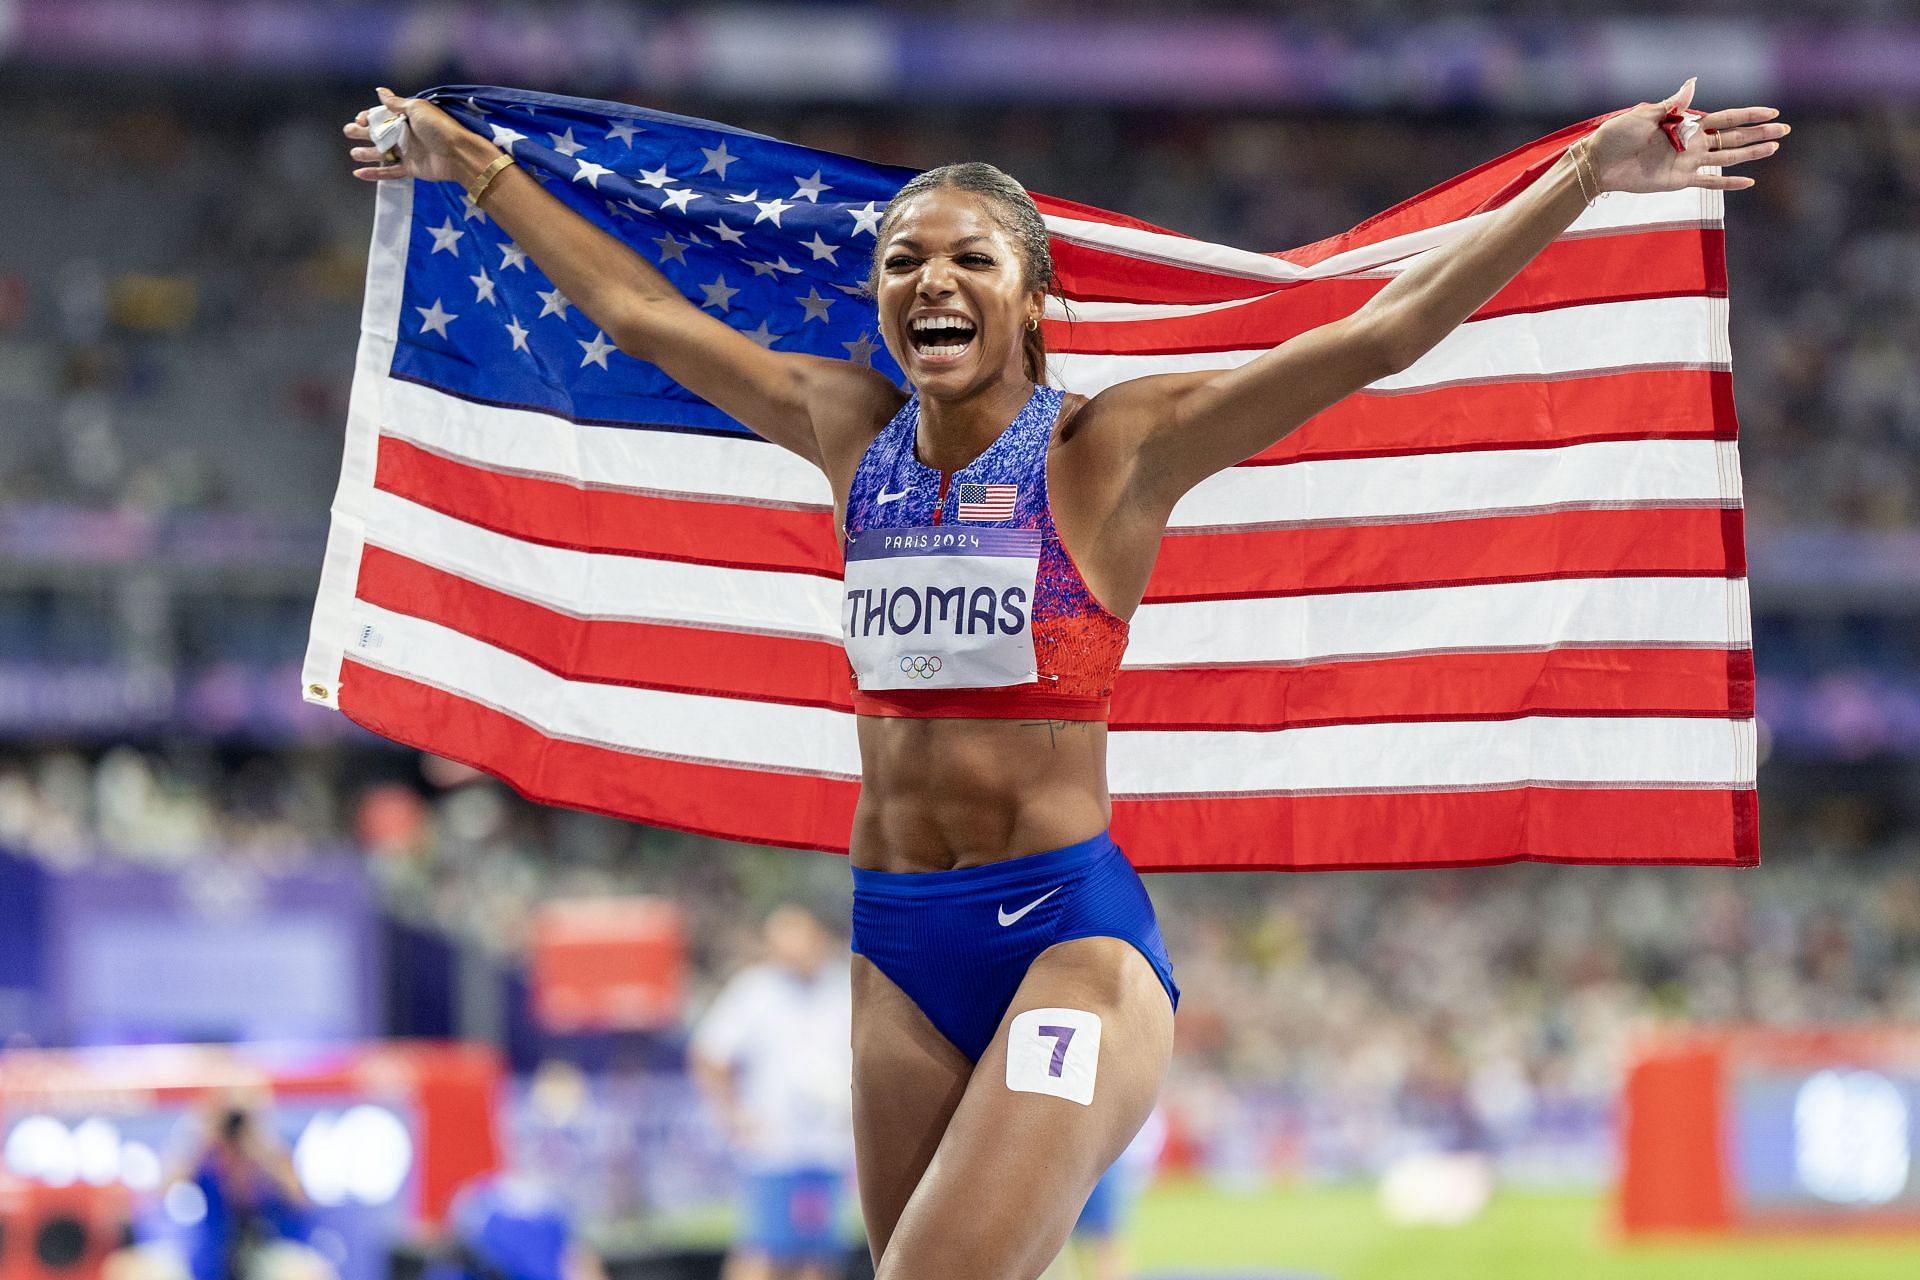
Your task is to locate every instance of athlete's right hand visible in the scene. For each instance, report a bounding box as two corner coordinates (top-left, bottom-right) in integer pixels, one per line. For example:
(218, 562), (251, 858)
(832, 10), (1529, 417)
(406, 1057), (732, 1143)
(342, 86), (488, 185)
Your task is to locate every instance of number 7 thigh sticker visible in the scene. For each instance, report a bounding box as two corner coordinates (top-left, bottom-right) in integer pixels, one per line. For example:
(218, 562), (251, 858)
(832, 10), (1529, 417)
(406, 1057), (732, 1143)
(1006, 1007), (1102, 1105)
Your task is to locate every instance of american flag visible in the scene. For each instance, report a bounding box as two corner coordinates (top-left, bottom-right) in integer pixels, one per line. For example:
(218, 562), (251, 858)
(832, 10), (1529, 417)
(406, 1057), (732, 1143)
(957, 483), (1019, 522)
(304, 86), (1756, 870)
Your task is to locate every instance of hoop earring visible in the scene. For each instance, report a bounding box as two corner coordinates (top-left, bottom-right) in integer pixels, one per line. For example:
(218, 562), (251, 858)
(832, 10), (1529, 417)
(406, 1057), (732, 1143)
(1026, 316), (1039, 332)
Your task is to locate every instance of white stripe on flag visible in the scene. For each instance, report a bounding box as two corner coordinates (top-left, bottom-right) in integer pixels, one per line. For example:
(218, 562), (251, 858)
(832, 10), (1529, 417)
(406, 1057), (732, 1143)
(1050, 296), (1726, 395)
(1125, 576), (1751, 667)
(380, 376), (833, 509)
(1170, 438), (1740, 530)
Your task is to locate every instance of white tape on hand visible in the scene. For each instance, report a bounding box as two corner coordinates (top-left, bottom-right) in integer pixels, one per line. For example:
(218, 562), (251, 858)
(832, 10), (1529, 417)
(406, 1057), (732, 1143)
(367, 105), (410, 164)
(1006, 1007), (1102, 1106)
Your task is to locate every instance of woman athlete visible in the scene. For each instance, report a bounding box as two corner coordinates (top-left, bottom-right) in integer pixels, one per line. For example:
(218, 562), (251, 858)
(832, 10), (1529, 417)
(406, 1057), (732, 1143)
(346, 78), (1786, 1278)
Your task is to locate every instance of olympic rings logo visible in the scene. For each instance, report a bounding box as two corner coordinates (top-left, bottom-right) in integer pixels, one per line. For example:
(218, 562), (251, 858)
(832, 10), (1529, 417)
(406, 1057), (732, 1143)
(899, 655), (944, 679)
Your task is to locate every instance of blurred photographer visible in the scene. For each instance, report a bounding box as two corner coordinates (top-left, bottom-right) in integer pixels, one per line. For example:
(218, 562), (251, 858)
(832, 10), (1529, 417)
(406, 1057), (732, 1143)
(169, 1095), (312, 1280)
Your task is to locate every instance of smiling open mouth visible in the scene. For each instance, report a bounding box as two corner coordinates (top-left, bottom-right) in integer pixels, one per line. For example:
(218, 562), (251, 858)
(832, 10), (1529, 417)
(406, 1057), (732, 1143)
(909, 316), (977, 358)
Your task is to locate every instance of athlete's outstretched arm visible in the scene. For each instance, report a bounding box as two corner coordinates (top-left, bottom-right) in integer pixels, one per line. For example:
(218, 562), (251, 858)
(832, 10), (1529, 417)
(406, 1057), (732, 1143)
(344, 88), (901, 470)
(1112, 78), (1789, 509)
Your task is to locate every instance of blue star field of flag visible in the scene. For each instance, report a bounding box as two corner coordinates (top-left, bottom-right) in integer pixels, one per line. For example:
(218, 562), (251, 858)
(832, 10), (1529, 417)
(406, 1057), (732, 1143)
(389, 86), (915, 437)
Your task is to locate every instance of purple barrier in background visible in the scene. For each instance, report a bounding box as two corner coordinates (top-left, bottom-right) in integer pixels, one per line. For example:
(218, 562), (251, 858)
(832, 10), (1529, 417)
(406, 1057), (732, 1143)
(0, 663), (372, 742)
(4, 2), (1918, 107)
(42, 855), (379, 1046)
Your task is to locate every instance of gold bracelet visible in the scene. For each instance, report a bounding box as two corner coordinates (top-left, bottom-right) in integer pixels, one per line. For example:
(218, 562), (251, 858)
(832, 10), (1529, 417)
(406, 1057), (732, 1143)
(466, 153), (518, 206)
(1577, 139), (1606, 204)
(1568, 142), (1595, 206)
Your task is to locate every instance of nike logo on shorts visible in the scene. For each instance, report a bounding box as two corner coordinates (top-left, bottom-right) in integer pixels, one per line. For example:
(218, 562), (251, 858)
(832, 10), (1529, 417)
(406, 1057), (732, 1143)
(877, 487), (909, 504)
(998, 886), (1062, 927)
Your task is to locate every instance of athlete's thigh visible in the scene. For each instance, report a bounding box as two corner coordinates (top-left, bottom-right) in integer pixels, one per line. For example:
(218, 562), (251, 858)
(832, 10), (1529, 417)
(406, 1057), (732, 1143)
(875, 936), (1174, 1280)
(850, 955), (973, 1260)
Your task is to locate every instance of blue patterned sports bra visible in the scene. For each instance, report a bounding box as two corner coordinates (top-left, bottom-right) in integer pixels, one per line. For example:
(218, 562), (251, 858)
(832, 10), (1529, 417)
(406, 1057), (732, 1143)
(840, 384), (1129, 720)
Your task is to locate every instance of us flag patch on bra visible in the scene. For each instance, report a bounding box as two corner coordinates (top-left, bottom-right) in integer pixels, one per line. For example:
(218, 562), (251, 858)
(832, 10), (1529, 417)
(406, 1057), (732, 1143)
(957, 483), (1017, 522)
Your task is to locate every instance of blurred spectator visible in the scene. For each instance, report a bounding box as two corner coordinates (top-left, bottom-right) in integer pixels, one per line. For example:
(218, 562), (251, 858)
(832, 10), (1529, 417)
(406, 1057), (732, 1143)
(424, 1172), (606, 1280)
(691, 906), (855, 1280)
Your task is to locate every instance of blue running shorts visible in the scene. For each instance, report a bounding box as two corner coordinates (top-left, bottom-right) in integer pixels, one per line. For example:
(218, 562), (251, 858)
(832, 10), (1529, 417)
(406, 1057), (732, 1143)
(850, 830), (1179, 1061)
(739, 1167), (846, 1263)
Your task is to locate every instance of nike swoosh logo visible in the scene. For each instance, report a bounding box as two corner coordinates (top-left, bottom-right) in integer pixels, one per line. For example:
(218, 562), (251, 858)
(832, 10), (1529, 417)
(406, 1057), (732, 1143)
(876, 487), (909, 504)
(997, 886), (1062, 927)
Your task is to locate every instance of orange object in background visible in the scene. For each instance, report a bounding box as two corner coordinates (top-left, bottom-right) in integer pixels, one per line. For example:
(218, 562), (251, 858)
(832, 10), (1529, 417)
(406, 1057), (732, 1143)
(531, 897), (686, 1032)
(1618, 1027), (1920, 1236)
(0, 1176), (130, 1280)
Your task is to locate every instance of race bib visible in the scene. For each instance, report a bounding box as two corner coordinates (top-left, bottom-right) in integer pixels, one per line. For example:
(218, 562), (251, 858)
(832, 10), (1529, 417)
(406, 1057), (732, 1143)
(842, 526), (1040, 691)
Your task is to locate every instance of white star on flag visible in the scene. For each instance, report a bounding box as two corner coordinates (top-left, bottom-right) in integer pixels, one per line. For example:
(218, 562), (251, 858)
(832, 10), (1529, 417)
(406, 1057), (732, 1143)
(636, 163), (673, 189)
(842, 330), (879, 365)
(548, 128), (586, 157)
(699, 141), (738, 178)
(661, 187), (699, 213)
(427, 218), (465, 255)
(504, 316), (530, 351)
(617, 198), (648, 220)
(707, 219), (746, 245)
(461, 194), (489, 223)
(792, 170), (832, 202)
(699, 275), (739, 312)
(415, 299), (456, 337)
(801, 232), (840, 264)
(606, 120), (643, 147)
(470, 271), (497, 304)
(578, 331), (617, 368)
(573, 159), (614, 188)
(499, 242), (529, 271)
(847, 201), (883, 237)
(653, 232), (689, 264)
(742, 319), (780, 348)
(726, 190), (759, 204)
(796, 287), (833, 323)
(488, 124), (527, 154)
(753, 197), (793, 227)
(537, 289), (572, 320)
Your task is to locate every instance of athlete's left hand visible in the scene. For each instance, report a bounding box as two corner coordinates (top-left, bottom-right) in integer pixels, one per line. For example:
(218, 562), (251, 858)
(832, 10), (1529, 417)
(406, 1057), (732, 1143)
(1585, 77), (1789, 194)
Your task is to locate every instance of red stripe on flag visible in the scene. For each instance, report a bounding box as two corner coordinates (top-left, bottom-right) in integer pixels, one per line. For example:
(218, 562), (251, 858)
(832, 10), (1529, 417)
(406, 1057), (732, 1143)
(373, 435), (841, 577)
(1148, 507), (1746, 602)
(1050, 230), (1725, 355)
(339, 660), (861, 853)
(1112, 783), (1758, 871)
(1251, 369), (1736, 463)
(1111, 647), (1755, 732)
(355, 547), (855, 710)
(1049, 237), (1279, 305)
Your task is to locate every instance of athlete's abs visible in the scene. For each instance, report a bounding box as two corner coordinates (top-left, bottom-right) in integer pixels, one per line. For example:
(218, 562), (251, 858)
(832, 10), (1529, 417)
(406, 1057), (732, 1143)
(849, 716), (1112, 872)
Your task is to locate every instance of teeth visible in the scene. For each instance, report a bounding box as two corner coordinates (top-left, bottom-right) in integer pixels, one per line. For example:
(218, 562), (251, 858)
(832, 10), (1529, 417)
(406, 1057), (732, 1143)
(911, 316), (975, 333)
(921, 344), (967, 357)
